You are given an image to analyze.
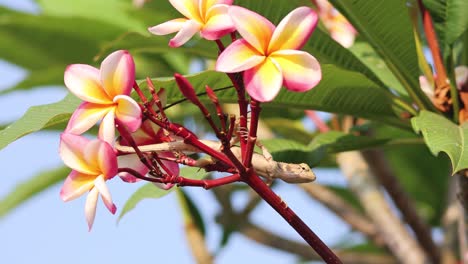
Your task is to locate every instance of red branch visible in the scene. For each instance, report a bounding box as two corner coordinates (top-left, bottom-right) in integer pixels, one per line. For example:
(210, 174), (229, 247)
(243, 170), (342, 264)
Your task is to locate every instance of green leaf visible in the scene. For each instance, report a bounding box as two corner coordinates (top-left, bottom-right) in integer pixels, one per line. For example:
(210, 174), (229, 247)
(412, 110), (468, 173)
(422, 0), (468, 51)
(329, 0), (435, 111)
(261, 132), (397, 167)
(144, 66), (407, 128)
(118, 167), (208, 222)
(0, 93), (80, 151)
(0, 166), (69, 218)
(36, 0), (146, 33)
(0, 8), (123, 70)
(263, 118), (314, 144)
(349, 41), (407, 97)
(308, 131), (392, 154)
(98, 32), (218, 61)
(0, 7), (126, 94)
(262, 138), (325, 167)
(176, 189), (207, 237)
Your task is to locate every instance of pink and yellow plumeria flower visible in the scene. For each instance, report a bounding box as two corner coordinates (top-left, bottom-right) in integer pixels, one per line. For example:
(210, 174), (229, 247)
(59, 133), (118, 230)
(314, 0), (357, 48)
(64, 50), (142, 143)
(216, 6), (322, 102)
(148, 0), (235, 47)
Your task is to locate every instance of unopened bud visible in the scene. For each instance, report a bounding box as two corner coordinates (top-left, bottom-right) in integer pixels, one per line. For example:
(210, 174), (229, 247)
(174, 73), (200, 105)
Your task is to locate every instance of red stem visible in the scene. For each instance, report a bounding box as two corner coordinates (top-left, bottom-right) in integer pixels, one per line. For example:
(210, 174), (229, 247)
(243, 171), (342, 264)
(243, 99), (261, 167)
(418, 0), (448, 88)
(117, 168), (241, 189)
(177, 173), (241, 189)
(145, 115), (233, 167)
(305, 110), (330, 132)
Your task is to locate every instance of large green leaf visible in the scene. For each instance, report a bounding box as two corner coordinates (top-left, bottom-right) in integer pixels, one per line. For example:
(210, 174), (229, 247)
(422, 0), (468, 54)
(98, 32), (218, 61)
(329, 0), (435, 111)
(144, 66), (407, 128)
(118, 167), (208, 222)
(263, 118), (315, 144)
(0, 166), (69, 218)
(0, 93), (80, 151)
(0, 7), (124, 94)
(0, 8), (123, 70)
(349, 41), (407, 97)
(36, 0), (146, 33)
(412, 110), (468, 173)
(261, 131), (404, 167)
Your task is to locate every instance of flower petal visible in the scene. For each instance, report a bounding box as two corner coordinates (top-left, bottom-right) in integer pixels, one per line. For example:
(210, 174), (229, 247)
(159, 151), (180, 177)
(114, 95), (142, 132)
(83, 139), (118, 179)
(270, 50), (321, 92)
(117, 154), (149, 183)
(268, 7), (318, 52)
(100, 50), (135, 98)
(60, 170), (96, 202)
(199, 0), (233, 16)
(85, 187), (99, 231)
(216, 39), (265, 73)
(169, 19), (202, 47)
(148, 18), (187, 35)
(455, 65), (468, 90)
(419, 76), (434, 98)
(169, 0), (201, 21)
(94, 175), (116, 214)
(201, 4), (234, 40)
(98, 110), (116, 144)
(228, 6), (274, 54)
(244, 58), (282, 102)
(65, 102), (112, 135)
(64, 64), (110, 104)
(60, 133), (98, 175)
(330, 27), (355, 48)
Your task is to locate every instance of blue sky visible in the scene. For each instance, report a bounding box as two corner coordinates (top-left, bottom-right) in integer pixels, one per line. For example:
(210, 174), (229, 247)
(0, 1), (350, 263)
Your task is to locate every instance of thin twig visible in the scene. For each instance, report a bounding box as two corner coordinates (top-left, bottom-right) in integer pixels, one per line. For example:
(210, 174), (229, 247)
(362, 148), (440, 263)
(337, 151), (427, 264)
(239, 221), (397, 264)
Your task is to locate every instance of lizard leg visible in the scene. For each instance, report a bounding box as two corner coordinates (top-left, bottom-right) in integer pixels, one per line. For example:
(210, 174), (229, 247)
(256, 140), (273, 162)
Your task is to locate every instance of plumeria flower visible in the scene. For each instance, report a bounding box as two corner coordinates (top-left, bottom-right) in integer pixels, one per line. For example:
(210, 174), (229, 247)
(59, 133), (118, 230)
(314, 0), (357, 48)
(64, 50), (142, 143)
(118, 90), (180, 190)
(148, 0), (235, 47)
(216, 6), (322, 102)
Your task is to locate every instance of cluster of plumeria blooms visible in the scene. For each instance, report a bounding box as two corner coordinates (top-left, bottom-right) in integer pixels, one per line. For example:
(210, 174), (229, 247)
(59, 0), (324, 232)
